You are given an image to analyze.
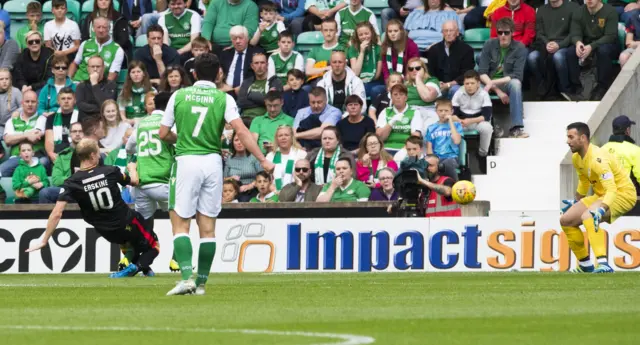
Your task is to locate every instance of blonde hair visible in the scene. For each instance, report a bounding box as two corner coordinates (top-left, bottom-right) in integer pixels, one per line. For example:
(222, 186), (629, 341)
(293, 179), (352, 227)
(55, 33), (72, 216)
(0, 68), (13, 111)
(25, 30), (42, 44)
(274, 125), (302, 151)
(76, 138), (100, 162)
(405, 57), (430, 84)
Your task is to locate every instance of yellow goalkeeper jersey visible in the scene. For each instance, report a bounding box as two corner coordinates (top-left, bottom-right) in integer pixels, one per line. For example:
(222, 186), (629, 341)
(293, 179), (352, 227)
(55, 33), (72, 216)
(572, 144), (637, 206)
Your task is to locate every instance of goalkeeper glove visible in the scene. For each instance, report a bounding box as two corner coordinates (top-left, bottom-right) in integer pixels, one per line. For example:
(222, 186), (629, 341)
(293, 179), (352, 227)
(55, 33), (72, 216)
(590, 207), (606, 231)
(561, 199), (576, 213)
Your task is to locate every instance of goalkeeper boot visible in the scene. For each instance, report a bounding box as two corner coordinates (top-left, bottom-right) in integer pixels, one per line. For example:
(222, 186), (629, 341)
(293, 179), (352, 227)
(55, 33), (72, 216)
(110, 263), (138, 278)
(169, 259), (180, 272)
(571, 265), (594, 273)
(118, 257), (130, 271)
(593, 262), (614, 274)
(166, 279), (196, 296)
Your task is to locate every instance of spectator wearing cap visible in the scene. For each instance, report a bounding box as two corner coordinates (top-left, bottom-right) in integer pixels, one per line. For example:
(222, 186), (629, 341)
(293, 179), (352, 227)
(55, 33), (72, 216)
(601, 115), (640, 195)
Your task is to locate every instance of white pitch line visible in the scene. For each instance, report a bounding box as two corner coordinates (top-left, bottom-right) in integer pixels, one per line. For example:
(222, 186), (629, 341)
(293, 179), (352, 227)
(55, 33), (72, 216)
(0, 325), (376, 345)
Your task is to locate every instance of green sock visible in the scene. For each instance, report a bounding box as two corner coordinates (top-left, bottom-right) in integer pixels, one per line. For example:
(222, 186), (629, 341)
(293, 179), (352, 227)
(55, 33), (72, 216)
(172, 251), (177, 262)
(173, 235), (193, 281)
(195, 239), (216, 286)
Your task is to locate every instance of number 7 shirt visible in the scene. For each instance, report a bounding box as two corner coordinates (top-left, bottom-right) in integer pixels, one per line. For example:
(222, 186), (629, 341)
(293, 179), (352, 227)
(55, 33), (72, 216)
(160, 80), (240, 157)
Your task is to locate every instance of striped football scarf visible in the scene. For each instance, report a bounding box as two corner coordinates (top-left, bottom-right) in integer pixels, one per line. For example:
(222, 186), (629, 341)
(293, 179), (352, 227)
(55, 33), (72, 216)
(273, 150), (296, 191)
(314, 146), (340, 185)
(386, 48), (403, 74)
(52, 109), (78, 145)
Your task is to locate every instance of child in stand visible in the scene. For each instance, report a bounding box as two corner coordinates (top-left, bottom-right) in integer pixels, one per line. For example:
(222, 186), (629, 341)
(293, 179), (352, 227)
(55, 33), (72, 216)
(250, 171), (279, 202)
(267, 31), (304, 87)
(425, 99), (463, 181)
(222, 178), (240, 203)
(183, 37), (210, 84)
(12, 142), (49, 203)
(282, 69), (309, 117)
(395, 135), (427, 177)
(44, 0), (81, 58)
(250, 2), (285, 54)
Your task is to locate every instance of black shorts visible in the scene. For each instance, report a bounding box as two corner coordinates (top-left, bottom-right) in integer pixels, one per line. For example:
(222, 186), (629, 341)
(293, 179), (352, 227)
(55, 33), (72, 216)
(95, 212), (159, 251)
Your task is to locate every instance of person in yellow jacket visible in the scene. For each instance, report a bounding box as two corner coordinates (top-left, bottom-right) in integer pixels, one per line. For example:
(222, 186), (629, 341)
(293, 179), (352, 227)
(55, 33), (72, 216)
(601, 115), (640, 193)
(560, 122), (637, 274)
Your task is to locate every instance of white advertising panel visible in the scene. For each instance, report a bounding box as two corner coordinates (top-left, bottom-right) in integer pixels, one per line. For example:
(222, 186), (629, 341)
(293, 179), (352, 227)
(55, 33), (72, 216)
(1, 216), (639, 273)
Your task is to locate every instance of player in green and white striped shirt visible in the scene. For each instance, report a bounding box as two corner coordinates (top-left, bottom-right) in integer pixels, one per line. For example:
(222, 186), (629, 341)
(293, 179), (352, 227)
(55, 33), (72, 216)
(124, 92), (180, 274)
(160, 53), (274, 296)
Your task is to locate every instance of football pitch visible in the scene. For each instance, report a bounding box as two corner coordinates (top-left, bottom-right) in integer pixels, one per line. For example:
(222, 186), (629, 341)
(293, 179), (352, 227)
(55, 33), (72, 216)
(1, 273), (639, 345)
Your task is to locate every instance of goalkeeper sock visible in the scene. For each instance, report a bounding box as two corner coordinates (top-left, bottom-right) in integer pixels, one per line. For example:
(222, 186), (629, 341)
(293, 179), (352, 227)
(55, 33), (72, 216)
(195, 238), (216, 287)
(582, 218), (607, 259)
(561, 225), (589, 261)
(173, 234), (193, 281)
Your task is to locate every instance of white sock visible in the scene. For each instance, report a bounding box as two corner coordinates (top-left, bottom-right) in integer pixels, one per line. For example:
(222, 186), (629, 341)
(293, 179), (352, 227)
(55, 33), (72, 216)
(597, 257), (608, 264)
(579, 258), (594, 268)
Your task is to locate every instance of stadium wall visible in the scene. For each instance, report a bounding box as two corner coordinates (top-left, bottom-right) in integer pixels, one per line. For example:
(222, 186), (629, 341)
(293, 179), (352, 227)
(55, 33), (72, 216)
(560, 51), (640, 201)
(1, 206), (638, 274)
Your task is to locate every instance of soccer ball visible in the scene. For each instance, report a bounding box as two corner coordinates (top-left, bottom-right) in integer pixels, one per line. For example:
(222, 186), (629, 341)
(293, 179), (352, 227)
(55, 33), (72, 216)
(451, 180), (476, 205)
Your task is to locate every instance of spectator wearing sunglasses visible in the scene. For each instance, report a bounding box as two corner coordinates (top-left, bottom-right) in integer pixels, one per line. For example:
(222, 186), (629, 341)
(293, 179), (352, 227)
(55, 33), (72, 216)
(278, 158), (323, 202)
(479, 17), (529, 138)
(37, 55), (76, 116)
(13, 31), (54, 94)
(489, 0), (536, 47)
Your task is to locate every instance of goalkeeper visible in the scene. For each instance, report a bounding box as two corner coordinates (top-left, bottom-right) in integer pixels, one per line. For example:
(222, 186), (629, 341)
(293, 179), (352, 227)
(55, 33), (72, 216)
(560, 122), (637, 273)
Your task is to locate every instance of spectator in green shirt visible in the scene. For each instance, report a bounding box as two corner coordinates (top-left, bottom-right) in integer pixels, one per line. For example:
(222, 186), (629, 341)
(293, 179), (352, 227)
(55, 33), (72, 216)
(565, 0), (619, 101)
(16, 2), (44, 52)
(249, 91), (294, 153)
(201, 0), (259, 48)
(316, 157), (371, 202)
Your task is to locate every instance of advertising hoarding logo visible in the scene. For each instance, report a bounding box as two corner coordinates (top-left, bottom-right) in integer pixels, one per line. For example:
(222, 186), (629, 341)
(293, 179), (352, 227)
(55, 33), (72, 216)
(221, 223), (275, 272)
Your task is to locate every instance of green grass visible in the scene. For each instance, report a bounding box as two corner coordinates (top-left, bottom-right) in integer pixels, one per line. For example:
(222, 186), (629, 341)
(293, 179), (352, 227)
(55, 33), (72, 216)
(1, 273), (640, 345)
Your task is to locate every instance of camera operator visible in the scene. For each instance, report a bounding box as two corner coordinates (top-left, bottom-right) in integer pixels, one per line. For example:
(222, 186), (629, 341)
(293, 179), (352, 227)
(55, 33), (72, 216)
(417, 154), (461, 217)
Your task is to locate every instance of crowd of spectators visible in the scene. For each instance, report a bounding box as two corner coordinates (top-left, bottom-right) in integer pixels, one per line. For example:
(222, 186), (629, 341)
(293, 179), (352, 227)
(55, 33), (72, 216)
(0, 0), (633, 208)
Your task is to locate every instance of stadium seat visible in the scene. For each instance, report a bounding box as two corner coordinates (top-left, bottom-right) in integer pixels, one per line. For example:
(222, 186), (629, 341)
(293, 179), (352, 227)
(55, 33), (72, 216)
(42, 0), (81, 22)
(135, 35), (148, 48)
(618, 22), (626, 50)
(10, 21), (28, 41)
(0, 177), (15, 204)
(296, 31), (324, 59)
(463, 28), (490, 50)
(363, 0), (387, 32)
(4, 0), (30, 21)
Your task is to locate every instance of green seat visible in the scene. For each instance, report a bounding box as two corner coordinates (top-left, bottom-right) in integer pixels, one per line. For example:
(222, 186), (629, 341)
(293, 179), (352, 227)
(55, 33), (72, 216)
(463, 28), (490, 50)
(458, 138), (467, 169)
(363, 0), (387, 31)
(0, 177), (15, 204)
(618, 22), (626, 50)
(42, 0), (80, 22)
(3, 0), (30, 21)
(10, 21), (28, 42)
(463, 129), (479, 137)
(135, 35), (148, 48)
(296, 31), (324, 57)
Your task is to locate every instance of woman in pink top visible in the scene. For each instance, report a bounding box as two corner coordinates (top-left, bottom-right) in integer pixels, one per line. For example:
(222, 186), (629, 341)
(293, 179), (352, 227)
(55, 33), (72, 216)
(356, 133), (398, 188)
(380, 19), (420, 82)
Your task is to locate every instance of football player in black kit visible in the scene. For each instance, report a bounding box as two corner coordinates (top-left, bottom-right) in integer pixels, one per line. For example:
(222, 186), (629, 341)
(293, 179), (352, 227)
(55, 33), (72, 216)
(26, 138), (159, 277)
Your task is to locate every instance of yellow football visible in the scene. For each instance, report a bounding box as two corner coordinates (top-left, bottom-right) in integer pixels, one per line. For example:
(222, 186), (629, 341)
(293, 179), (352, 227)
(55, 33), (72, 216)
(451, 180), (476, 205)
